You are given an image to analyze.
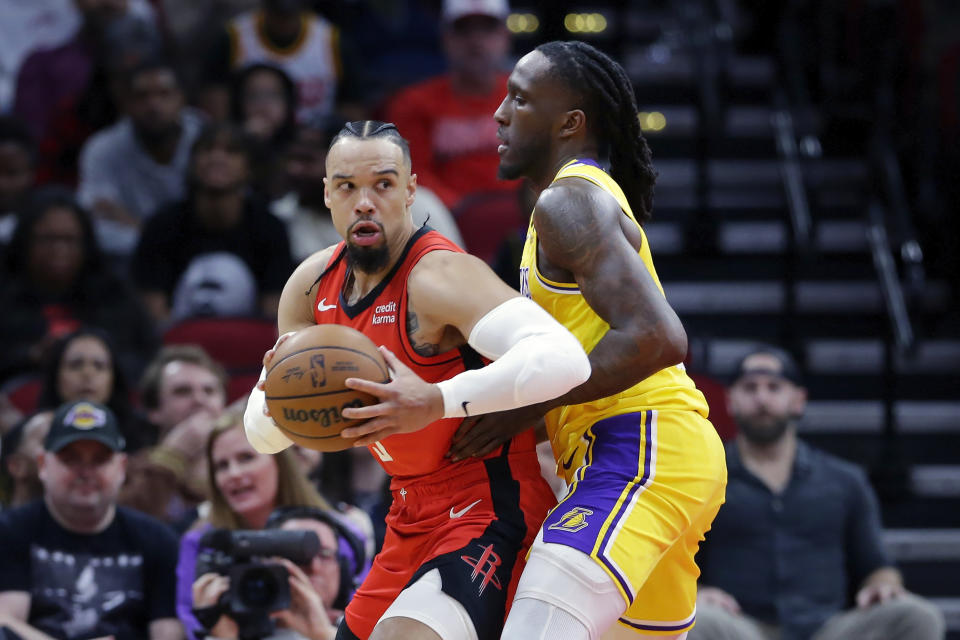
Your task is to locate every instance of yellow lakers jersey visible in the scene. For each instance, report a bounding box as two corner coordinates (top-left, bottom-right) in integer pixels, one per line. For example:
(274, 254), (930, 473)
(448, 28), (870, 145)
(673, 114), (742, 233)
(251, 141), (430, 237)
(520, 159), (709, 462)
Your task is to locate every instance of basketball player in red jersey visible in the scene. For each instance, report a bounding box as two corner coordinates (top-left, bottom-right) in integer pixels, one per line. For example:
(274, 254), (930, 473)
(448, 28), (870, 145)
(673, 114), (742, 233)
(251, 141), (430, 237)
(242, 120), (592, 640)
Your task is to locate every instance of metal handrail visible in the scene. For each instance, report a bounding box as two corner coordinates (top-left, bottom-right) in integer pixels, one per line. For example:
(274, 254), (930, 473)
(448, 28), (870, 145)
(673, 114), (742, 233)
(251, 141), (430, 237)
(771, 108), (812, 250)
(869, 134), (924, 355)
(867, 201), (915, 353)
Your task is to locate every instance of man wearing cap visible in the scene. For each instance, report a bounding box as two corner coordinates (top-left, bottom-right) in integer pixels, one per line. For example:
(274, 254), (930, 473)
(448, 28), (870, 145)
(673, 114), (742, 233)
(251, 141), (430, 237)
(0, 400), (183, 640)
(689, 345), (945, 640)
(384, 0), (519, 211)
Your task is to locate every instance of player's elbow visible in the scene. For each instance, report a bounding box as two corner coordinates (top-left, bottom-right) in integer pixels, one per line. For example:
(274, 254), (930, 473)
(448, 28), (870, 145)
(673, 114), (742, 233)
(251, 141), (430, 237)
(634, 312), (687, 371)
(658, 313), (688, 368)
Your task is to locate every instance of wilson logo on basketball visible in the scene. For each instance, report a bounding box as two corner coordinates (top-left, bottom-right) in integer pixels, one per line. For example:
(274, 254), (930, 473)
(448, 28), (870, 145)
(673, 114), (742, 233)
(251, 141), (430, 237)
(281, 398), (365, 427)
(460, 543), (503, 596)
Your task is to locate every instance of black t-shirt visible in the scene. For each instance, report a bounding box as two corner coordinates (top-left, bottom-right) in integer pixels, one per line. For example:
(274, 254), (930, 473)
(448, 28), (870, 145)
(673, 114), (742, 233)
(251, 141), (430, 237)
(132, 198), (294, 301)
(0, 501), (180, 640)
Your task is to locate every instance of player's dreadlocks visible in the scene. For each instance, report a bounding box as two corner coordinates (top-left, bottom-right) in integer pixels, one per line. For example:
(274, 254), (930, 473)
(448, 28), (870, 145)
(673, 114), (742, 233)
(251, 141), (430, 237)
(330, 120), (412, 168)
(536, 41), (657, 223)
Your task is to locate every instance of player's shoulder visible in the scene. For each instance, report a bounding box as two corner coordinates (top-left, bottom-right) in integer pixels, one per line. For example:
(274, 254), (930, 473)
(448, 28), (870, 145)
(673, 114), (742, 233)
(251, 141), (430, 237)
(408, 247), (480, 286)
(535, 177), (622, 243)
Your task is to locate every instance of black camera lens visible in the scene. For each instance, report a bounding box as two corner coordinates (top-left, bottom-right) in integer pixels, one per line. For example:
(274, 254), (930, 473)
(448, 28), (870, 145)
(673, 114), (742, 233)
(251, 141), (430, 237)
(237, 567), (279, 608)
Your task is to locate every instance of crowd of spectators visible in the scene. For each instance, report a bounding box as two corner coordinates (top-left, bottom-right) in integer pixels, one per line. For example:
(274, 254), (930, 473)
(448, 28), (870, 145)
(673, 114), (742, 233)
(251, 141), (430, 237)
(0, 1), (950, 639)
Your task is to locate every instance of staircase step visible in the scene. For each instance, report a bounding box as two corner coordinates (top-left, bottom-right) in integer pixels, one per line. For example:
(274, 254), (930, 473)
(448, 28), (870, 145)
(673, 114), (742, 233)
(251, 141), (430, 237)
(663, 280), (950, 314)
(801, 401), (960, 434)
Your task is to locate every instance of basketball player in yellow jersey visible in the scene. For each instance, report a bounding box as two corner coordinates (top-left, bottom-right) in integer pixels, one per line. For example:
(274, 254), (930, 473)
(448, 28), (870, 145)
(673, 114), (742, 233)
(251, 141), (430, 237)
(449, 41), (728, 640)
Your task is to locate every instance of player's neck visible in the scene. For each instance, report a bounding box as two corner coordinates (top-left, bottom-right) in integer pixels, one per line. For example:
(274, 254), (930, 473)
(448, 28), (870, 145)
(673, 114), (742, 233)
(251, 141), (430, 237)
(534, 146), (600, 193)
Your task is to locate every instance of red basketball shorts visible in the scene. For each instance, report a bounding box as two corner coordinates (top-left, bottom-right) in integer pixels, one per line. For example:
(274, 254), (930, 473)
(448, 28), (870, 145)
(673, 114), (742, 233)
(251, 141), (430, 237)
(342, 442), (556, 640)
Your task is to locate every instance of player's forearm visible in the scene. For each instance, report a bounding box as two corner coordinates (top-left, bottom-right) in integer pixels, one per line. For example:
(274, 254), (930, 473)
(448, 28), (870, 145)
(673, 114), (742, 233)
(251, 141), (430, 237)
(542, 319), (686, 411)
(438, 298), (591, 418)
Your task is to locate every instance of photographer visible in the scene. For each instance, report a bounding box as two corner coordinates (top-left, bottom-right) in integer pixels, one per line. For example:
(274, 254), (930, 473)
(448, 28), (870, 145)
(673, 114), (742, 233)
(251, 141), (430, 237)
(191, 507), (366, 640)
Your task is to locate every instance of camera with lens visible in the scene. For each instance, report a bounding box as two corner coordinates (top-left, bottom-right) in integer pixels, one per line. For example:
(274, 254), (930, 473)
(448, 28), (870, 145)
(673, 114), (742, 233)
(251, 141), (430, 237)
(195, 528), (319, 639)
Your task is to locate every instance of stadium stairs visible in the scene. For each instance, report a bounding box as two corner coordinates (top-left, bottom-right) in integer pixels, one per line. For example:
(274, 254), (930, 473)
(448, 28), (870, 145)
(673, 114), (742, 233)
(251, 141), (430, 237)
(592, 0), (960, 634)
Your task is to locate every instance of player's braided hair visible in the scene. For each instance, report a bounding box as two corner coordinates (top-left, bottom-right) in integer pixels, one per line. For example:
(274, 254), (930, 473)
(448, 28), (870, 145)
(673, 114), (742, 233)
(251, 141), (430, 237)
(536, 41), (657, 223)
(330, 120), (412, 167)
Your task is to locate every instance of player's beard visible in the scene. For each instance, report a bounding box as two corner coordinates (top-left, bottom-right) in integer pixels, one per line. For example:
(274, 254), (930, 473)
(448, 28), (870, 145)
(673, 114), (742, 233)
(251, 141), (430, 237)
(347, 243), (390, 274)
(735, 413), (793, 445)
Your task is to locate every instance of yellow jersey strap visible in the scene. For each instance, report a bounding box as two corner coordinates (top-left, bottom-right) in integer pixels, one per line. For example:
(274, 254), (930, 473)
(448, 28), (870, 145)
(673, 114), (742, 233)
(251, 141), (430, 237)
(552, 159), (636, 225)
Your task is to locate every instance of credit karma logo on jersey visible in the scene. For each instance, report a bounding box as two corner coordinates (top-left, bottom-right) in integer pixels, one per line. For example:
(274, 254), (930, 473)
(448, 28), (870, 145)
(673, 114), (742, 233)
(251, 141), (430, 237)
(548, 507), (594, 533)
(372, 301), (397, 325)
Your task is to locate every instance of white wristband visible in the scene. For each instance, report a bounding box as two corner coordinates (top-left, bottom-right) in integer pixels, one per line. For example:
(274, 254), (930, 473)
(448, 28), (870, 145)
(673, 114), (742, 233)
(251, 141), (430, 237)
(436, 297), (590, 418)
(243, 367), (293, 453)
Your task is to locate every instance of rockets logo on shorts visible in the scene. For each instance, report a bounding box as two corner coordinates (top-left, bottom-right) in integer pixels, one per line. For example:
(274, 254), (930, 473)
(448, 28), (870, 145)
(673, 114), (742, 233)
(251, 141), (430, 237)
(460, 543), (503, 596)
(548, 506), (594, 533)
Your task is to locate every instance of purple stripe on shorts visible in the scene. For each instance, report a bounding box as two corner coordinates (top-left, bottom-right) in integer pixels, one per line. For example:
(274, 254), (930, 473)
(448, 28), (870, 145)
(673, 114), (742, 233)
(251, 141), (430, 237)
(597, 411), (652, 597)
(619, 614), (696, 632)
(541, 411), (652, 601)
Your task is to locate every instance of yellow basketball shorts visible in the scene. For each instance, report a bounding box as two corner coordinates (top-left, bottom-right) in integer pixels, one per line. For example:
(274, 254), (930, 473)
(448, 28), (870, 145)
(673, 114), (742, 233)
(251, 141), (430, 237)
(542, 409), (727, 635)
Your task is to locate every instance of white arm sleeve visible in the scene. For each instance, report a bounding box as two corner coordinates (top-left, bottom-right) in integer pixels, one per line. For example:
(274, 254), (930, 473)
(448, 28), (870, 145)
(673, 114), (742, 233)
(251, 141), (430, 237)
(243, 367), (294, 454)
(436, 297), (591, 418)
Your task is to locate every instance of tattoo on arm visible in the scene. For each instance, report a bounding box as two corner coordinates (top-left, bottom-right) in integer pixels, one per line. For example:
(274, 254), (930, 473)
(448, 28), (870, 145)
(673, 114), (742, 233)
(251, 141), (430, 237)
(406, 310), (440, 357)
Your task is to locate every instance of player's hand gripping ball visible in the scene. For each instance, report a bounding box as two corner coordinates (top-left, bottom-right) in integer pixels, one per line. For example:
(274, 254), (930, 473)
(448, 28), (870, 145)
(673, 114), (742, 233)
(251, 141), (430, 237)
(265, 324), (390, 451)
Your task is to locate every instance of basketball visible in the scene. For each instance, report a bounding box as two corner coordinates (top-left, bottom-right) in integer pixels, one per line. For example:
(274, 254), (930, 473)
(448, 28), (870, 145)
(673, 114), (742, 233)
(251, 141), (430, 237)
(264, 324), (390, 451)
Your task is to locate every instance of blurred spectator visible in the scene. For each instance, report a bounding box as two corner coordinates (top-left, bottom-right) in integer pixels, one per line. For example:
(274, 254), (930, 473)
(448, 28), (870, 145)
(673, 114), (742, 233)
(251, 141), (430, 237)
(230, 63), (298, 197)
(0, 412), (52, 508)
(271, 118), (463, 262)
(132, 123), (293, 326)
(199, 0), (364, 123)
(383, 0), (518, 210)
(176, 413), (328, 639)
(0, 188), (157, 387)
(77, 57), (204, 256)
(34, 4), (166, 189)
(34, 327), (149, 452)
(0, 116), (36, 249)
(324, 0), (445, 106)
(0, 0), (80, 112)
(120, 345), (229, 526)
(13, 0), (160, 141)
(0, 400), (183, 640)
(690, 345), (946, 640)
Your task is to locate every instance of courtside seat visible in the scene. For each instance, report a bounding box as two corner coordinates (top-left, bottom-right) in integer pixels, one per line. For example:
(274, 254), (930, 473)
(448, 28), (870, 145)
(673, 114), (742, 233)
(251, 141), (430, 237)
(452, 190), (526, 265)
(2, 376), (43, 415)
(162, 316), (278, 374)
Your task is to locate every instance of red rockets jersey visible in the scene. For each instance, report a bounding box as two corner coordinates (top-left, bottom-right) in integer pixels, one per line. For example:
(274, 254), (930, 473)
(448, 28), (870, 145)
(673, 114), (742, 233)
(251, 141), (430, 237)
(313, 227), (528, 483)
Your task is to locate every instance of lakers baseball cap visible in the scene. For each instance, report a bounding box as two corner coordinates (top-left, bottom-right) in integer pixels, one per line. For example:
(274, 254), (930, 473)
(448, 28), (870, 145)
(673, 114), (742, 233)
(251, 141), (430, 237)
(730, 344), (804, 387)
(44, 401), (126, 453)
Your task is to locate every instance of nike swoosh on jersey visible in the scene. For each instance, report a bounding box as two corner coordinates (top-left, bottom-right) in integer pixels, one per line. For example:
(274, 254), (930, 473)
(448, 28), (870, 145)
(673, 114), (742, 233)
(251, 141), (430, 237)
(561, 450), (578, 470)
(449, 498), (482, 519)
(317, 298), (337, 312)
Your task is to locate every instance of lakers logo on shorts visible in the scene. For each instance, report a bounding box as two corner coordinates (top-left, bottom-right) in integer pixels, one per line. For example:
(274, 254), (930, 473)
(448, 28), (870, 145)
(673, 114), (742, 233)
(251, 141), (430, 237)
(548, 506), (594, 533)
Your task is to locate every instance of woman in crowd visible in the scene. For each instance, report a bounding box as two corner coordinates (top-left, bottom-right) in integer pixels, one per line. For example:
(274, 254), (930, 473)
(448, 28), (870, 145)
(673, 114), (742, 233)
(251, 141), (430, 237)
(0, 187), (157, 387)
(176, 411), (329, 639)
